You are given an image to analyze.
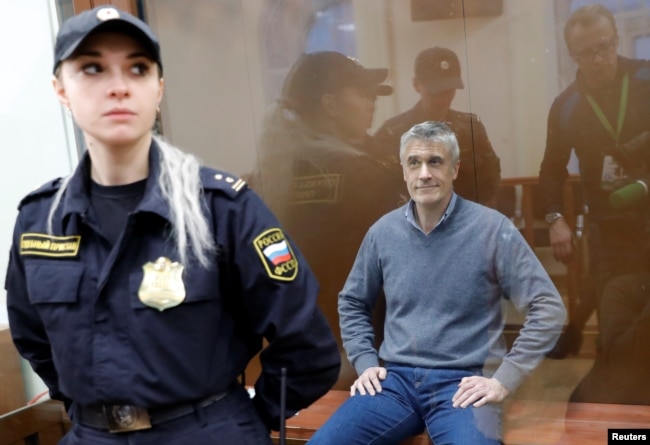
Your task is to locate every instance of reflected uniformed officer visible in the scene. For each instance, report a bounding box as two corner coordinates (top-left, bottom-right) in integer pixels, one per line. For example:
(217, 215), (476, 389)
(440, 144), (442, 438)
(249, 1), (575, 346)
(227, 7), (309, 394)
(374, 47), (501, 205)
(6, 7), (339, 445)
(249, 52), (404, 388)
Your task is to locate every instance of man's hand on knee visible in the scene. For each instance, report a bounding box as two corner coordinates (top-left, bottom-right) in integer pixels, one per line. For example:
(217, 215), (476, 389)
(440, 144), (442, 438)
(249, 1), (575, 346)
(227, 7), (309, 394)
(451, 376), (510, 408)
(351, 367), (387, 396)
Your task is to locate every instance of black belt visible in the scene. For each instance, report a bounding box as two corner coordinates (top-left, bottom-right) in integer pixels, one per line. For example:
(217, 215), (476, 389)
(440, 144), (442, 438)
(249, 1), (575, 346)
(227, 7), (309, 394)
(75, 389), (232, 433)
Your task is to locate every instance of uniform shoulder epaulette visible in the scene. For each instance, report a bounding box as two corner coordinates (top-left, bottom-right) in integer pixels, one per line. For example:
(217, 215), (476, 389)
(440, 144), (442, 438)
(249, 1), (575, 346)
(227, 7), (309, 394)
(385, 120), (411, 137)
(558, 91), (581, 133)
(378, 109), (416, 137)
(449, 109), (480, 122)
(200, 167), (248, 199)
(18, 178), (64, 209)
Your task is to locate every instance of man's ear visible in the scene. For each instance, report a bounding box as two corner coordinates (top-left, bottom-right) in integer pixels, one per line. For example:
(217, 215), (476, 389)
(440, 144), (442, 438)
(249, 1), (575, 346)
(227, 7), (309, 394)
(412, 77), (423, 94)
(321, 93), (338, 118)
(52, 75), (70, 110)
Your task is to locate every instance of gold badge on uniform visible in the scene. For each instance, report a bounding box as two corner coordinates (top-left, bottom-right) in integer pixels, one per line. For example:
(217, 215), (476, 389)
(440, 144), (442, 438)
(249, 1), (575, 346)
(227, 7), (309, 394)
(138, 257), (186, 311)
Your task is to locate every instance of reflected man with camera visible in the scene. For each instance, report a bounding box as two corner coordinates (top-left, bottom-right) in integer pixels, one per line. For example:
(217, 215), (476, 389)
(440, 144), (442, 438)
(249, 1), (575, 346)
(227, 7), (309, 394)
(539, 4), (650, 358)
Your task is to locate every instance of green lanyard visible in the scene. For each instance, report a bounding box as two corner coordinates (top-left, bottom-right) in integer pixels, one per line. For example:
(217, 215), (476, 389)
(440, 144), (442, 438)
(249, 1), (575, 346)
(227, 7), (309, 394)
(585, 72), (629, 144)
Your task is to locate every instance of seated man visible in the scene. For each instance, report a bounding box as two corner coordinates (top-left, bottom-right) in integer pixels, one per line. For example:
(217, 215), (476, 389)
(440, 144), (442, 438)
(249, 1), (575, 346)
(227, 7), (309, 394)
(308, 121), (566, 444)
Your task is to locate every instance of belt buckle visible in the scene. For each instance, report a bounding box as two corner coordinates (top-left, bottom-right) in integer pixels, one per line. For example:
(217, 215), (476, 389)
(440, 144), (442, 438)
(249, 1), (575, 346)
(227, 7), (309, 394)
(103, 405), (152, 433)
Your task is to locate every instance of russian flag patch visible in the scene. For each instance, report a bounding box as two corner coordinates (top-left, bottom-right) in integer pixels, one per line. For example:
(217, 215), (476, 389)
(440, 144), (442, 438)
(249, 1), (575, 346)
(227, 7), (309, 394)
(253, 228), (298, 281)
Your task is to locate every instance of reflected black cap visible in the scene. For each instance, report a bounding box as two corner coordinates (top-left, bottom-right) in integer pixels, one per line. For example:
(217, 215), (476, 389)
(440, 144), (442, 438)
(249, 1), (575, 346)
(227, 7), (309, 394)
(53, 6), (162, 74)
(282, 51), (393, 113)
(414, 47), (464, 94)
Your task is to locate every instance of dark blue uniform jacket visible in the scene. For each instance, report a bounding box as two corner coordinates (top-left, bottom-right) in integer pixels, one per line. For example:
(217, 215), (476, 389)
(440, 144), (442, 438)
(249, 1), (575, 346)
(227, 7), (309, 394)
(539, 56), (650, 216)
(5, 142), (340, 429)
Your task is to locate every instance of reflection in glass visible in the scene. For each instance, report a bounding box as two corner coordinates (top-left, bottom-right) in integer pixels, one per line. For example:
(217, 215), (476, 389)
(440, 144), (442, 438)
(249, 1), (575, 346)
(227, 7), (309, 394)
(136, 0), (650, 414)
(306, 1), (357, 56)
(540, 3), (650, 411)
(570, 273), (650, 405)
(247, 51), (404, 387)
(373, 46), (501, 206)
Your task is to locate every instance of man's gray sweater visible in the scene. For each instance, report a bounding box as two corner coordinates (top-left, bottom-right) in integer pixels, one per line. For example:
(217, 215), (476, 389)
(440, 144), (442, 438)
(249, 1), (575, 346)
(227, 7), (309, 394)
(338, 195), (566, 391)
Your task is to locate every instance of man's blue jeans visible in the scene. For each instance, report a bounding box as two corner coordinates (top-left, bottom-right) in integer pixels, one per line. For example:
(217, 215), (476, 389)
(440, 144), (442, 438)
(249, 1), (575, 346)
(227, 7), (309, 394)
(308, 364), (502, 445)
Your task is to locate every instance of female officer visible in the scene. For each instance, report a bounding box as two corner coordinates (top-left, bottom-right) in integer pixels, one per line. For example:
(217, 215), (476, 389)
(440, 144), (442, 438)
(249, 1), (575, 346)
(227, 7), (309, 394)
(6, 6), (340, 445)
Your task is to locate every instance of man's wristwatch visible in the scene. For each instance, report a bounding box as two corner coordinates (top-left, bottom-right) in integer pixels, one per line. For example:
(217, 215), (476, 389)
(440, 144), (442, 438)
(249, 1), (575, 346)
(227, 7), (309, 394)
(544, 212), (564, 225)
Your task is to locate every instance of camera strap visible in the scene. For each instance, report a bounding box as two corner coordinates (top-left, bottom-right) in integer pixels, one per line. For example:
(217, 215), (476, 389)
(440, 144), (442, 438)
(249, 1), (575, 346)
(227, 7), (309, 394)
(585, 72), (629, 145)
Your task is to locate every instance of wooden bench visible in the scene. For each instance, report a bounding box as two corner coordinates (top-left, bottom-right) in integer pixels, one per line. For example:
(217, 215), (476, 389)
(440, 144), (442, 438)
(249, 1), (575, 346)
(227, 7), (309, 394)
(0, 326), (27, 415)
(0, 399), (70, 445)
(270, 390), (650, 445)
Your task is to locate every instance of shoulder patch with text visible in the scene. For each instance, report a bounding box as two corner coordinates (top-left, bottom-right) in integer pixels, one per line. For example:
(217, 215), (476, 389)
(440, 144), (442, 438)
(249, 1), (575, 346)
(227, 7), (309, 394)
(253, 228), (298, 281)
(290, 174), (342, 204)
(20, 233), (81, 258)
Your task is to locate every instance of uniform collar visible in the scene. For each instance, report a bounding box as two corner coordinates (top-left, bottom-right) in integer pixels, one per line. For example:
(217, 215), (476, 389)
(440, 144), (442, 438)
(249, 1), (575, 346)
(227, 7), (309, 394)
(61, 140), (173, 223)
(576, 55), (630, 94)
(136, 141), (173, 222)
(413, 100), (452, 123)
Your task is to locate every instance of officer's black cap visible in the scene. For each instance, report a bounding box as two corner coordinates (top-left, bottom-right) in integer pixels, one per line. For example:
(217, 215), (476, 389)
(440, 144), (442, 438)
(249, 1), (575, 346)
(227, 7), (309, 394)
(53, 6), (162, 75)
(282, 51), (393, 113)
(414, 47), (464, 94)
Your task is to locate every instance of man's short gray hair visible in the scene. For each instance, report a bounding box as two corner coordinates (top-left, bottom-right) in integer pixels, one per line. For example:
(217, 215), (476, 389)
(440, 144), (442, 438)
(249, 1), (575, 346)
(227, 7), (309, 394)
(399, 121), (460, 164)
(564, 4), (618, 45)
